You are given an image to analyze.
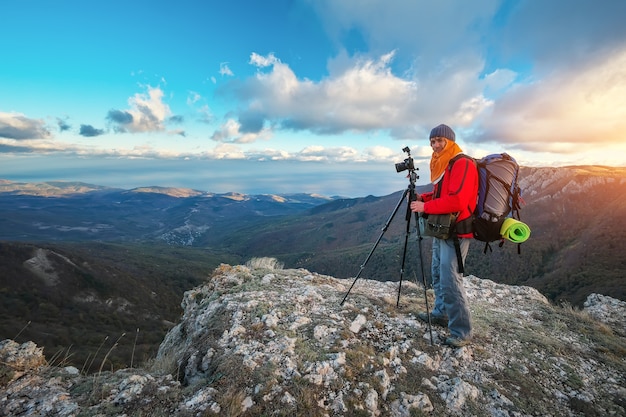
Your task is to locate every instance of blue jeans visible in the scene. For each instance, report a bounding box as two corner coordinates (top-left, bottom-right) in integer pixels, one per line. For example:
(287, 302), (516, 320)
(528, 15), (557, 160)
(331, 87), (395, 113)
(430, 237), (472, 339)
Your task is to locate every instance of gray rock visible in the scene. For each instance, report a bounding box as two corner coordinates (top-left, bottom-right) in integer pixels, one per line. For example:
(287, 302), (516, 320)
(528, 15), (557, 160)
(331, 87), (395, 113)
(1, 259), (624, 416)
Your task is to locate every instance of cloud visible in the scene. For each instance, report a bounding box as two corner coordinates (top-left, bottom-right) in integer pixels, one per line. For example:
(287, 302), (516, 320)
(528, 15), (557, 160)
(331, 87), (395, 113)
(79, 124), (105, 137)
(217, 49), (497, 145)
(250, 52), (279, 68)
(186, 91), (201, 106)
(365, 145), (398, 160)
(472, 48), (626, 153)
(297, 145), (360, 162)
(196, 105), (212, 124)
(107, 109), (134, 132)
(205, 143), (246, 159)
(211, 119), (271, 144)
(0, 112), (50, 140)
(302, 0), (626, 154)
(497, 1), (626, 73)
(107, 86), (172, 133)
(57, 118), (71, 132)
(222, 51), (425, 138)
(168, 115), (184, 124)
(0, 143), (36, 153)
(186, 92), (213, 124)
(220, 62), (234, 76)
(238, 111), (265, 134)
(209, 1), (626, 157)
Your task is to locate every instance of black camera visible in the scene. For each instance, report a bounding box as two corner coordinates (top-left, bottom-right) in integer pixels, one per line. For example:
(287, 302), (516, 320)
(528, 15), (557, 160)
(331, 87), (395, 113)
(395, 146), (417, 172)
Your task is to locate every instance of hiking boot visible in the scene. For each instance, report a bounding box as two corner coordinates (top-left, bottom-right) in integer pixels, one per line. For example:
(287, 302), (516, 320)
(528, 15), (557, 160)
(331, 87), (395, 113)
(444, 336), (471, 348)
(417, 312), (448, 327)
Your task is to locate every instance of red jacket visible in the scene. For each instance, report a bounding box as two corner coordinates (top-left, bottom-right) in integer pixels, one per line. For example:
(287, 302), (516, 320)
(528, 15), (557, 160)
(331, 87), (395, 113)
(420, 155), (478, 238)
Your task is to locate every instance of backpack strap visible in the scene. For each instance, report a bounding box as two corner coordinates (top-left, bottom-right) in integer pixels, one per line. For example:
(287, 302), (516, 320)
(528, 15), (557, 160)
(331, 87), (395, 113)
(453, 235), (465, 275)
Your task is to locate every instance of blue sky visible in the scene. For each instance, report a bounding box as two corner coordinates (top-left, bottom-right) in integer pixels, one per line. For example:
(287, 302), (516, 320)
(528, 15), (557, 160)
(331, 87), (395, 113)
(1, 0), (625, 197)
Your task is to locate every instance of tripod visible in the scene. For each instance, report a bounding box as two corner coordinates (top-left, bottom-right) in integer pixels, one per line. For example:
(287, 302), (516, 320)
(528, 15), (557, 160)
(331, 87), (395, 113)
(340, 168), (434, 344)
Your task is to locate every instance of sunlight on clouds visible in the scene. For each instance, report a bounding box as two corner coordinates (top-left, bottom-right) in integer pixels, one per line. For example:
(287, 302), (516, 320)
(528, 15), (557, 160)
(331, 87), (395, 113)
(107, 86), (173, 134)
(126, 87), (171, 132)
(455, 96), (493, 124)
(478, 48), (626, 153)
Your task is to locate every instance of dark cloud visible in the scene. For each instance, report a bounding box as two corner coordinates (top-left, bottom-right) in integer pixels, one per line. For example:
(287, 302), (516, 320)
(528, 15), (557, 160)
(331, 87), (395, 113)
(168, 115), (184, 124)
(79, 124), (105, 137)
(107, 109), (134, 125)
(0, 114), (50, 140)
(57, 118), (71, 132)
(106, 109), (134, 133)
(238, 111), (265, 134)
(0, 143), (35, 153)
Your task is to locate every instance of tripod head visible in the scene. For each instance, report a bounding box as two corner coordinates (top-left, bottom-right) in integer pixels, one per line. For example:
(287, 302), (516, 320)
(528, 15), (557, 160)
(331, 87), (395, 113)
(395, 146), (419, 188)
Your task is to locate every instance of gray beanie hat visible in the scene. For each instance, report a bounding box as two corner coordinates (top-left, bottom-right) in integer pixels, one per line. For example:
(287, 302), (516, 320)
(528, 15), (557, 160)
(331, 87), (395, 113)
(429, 124), (455, 142)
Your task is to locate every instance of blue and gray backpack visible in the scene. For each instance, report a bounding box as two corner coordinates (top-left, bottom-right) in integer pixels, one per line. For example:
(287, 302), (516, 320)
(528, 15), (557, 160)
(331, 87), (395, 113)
(472, 153), (523, 252)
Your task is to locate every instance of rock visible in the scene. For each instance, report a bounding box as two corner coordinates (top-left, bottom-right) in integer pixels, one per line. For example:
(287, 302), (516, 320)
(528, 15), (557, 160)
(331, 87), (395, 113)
(1, 259), (625, 416)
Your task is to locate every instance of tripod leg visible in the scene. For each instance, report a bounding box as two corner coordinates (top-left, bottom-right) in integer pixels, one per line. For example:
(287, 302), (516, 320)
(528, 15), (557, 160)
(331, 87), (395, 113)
(340, 189), (409, 305)
(414, 211), (434, 345)
(395, 193), (414, 307)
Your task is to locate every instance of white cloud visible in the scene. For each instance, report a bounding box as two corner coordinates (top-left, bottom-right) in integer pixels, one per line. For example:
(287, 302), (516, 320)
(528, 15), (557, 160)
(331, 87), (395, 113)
(229, 51), (423, 136)
(250, 52), (279, 68)
(297, 145), (359, 162)
(126, 87), (171, 132)
(365, 145), (397, 160)
(206, 143), (246, 159)
(107, 86), (173, 134)
(187, 91), (201, 106)
(220, 62), (234, 76)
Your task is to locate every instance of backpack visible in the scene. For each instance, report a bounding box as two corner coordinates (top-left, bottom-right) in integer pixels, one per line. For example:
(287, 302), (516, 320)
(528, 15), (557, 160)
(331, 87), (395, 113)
(472, 153), (523, 253)
(445, 153), (523, 274)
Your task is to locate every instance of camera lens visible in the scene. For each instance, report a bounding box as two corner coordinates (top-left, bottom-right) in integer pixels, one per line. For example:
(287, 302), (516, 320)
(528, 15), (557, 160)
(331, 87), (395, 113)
(395, 162), (408, 172)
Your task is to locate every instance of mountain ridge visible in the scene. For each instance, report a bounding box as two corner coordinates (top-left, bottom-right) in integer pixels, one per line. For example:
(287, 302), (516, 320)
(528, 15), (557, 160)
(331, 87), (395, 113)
(1, 259), (624, 416)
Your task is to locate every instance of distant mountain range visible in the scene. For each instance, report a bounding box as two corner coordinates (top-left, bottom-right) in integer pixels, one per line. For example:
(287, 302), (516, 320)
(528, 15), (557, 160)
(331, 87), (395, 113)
(0, 180), (335, 244)
(1, 166), (625, 368)
(2, 166), (625, 306)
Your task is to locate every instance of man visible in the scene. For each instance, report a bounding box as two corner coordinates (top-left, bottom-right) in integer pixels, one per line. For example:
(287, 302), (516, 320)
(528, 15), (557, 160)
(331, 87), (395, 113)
(410, 124), (478, 347)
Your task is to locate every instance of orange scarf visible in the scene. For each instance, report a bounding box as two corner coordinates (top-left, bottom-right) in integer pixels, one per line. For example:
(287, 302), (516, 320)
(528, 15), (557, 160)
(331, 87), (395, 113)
(430, 141), (463, 183)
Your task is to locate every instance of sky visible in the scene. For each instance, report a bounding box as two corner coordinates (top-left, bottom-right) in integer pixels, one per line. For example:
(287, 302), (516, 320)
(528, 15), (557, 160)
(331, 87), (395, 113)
(1, 0), (626, 197)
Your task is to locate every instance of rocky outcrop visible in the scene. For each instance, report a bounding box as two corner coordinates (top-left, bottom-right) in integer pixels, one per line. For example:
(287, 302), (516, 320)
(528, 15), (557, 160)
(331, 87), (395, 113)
(1, 259), (625, 416)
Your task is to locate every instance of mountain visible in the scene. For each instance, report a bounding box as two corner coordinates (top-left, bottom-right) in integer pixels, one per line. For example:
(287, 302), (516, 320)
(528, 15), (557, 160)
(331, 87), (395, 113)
(0, 180), (336, 244)
(185, 165), (626, 306)
(4, 167), (624, 308)
(0, 241), (238, 373)
(1, 259), (625, 416)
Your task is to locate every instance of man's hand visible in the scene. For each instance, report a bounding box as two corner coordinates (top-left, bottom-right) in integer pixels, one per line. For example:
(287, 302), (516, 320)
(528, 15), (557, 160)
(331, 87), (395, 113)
(410, 200), (425, 213)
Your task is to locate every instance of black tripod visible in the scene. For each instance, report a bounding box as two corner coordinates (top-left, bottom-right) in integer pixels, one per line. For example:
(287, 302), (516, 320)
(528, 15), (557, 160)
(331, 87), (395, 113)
(340, 156), (434, 344)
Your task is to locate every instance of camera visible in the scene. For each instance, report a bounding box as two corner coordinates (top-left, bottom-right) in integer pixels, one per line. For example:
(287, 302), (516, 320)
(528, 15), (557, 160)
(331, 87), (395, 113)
(395, 146), (417, 173)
